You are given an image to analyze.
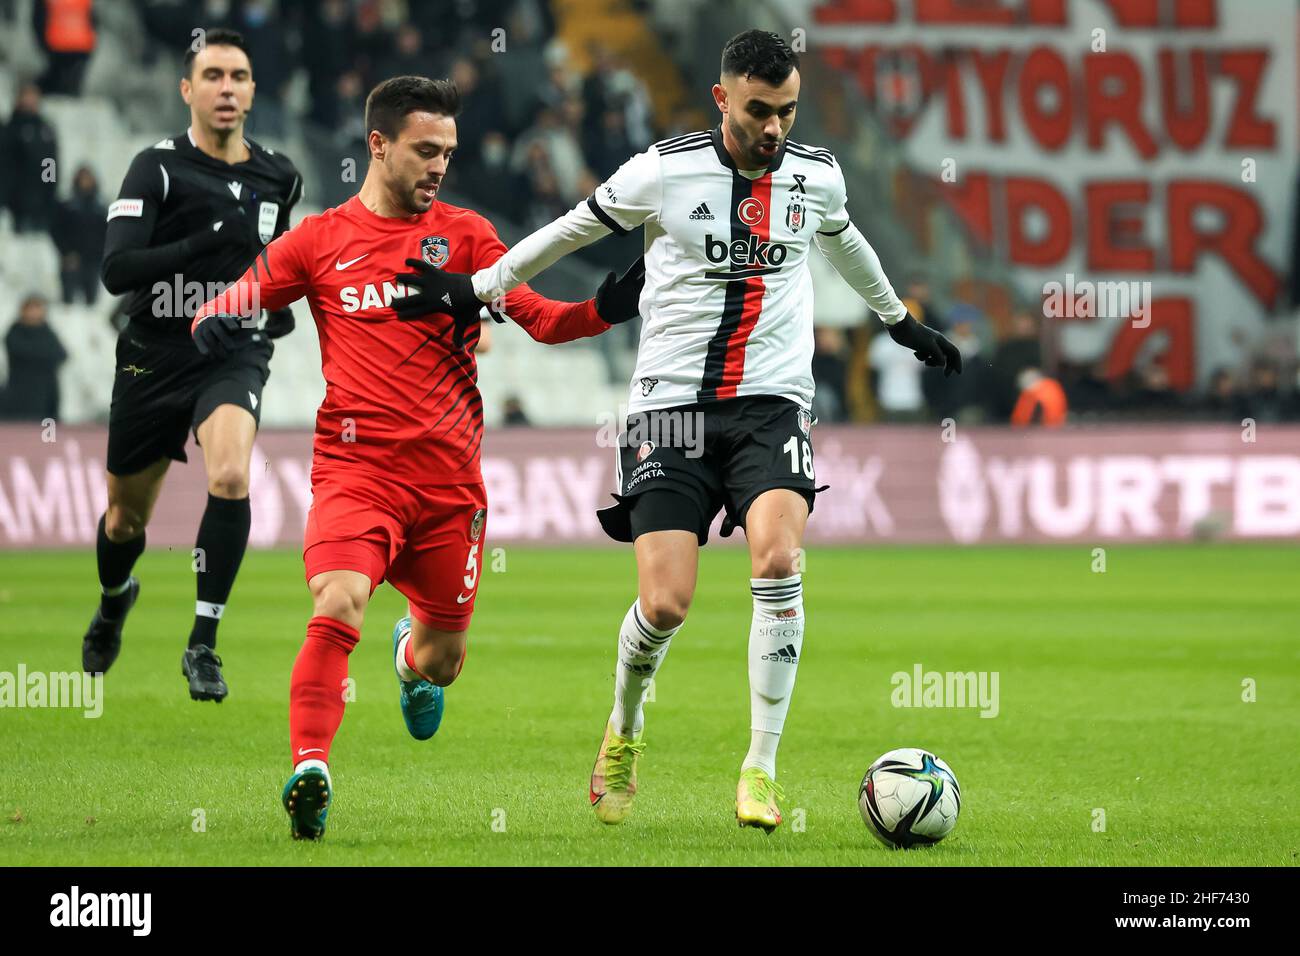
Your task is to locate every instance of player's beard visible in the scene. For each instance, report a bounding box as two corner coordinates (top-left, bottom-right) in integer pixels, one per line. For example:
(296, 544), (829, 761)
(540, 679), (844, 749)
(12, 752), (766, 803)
(412, 177), (440, 211)
(388, 166), (439, 215)
(728, 115), (782, 168)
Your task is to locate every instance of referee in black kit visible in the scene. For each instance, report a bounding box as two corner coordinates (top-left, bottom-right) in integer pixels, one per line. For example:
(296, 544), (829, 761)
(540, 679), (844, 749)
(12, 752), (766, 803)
(82, 28), (303, 701)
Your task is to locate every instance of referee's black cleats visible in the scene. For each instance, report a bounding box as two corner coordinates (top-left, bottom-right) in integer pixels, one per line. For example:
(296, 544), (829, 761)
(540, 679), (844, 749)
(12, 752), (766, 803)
(81, 577), (139, 674)
(181, 645), (229, 702)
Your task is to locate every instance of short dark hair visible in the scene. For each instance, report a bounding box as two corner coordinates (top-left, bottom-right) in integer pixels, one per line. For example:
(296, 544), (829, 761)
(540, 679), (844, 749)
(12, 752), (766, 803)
(183, 28), (251, 78)
(721, 30), (799, 85)
(365, 76), (462, 139)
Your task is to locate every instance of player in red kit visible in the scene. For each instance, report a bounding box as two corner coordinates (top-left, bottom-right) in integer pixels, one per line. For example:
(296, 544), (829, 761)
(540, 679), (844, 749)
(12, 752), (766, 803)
(190, 77), (643, 840)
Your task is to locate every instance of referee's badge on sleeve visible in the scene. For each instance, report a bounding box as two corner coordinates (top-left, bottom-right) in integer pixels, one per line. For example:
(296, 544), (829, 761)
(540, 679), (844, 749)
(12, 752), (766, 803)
(108, 199), (143, 220)
(257, 202), (279, 244)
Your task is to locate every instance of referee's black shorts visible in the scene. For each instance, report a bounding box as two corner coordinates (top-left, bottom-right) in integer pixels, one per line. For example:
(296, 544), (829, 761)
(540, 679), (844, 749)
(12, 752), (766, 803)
(105, 321), (271, 477)
(596, 395), (825, 545)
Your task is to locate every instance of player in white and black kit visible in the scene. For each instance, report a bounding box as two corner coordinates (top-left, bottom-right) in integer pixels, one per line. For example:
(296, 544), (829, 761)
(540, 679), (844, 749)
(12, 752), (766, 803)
(412, 31), (961, 829)
(81, 29), (303, 701)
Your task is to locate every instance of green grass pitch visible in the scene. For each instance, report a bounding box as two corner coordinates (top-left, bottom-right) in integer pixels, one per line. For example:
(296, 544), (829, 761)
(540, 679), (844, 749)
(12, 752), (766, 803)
(0, 544), (1296, 866)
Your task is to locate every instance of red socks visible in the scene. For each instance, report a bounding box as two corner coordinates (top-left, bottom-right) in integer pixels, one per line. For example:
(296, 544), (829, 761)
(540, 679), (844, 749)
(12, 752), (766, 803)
(289, 616), (360, 766)
(402, 635), (432, 682)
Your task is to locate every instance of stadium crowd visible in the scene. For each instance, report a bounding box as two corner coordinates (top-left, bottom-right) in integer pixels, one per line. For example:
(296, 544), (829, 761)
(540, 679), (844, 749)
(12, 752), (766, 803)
(1, 0), (1296, 427)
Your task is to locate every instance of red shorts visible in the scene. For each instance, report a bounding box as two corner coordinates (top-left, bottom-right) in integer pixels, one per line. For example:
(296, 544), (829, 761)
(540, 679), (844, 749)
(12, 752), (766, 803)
(303, 465), (488, 631)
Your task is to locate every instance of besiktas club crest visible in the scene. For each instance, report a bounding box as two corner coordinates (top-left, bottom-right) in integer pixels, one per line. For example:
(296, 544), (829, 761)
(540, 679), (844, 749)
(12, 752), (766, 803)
(421, 235), (450, 268)
(797, 409), (812, 436)
(786, 201), (805, 234)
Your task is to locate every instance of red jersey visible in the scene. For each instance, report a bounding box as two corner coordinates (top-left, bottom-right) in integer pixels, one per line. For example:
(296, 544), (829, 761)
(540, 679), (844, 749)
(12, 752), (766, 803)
(194, 195), (608, 483)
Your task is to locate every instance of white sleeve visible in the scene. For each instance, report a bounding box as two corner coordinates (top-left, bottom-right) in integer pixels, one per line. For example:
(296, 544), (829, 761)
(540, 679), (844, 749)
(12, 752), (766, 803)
(818, 159), (851, 237)
(814, 222), (909, 325)
(471, 148), (661, 301)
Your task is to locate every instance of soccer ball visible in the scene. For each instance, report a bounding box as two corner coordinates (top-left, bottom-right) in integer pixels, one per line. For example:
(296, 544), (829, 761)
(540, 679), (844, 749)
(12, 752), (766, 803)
(858, 747), (961, 848)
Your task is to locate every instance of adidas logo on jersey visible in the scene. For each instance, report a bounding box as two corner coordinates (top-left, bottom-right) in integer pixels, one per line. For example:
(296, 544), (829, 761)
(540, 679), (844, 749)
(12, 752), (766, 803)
(762, 643), (799, 664)
(688, 202), (715, 221)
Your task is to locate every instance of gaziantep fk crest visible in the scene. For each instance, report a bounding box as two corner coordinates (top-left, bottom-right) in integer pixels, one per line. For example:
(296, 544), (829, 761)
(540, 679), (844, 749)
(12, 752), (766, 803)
(421, 235), (450, 268)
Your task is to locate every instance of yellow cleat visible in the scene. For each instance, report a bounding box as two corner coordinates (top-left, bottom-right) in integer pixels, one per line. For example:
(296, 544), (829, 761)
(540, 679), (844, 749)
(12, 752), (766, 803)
(736, 767), (785, 833)
(589, 722), (645, 825)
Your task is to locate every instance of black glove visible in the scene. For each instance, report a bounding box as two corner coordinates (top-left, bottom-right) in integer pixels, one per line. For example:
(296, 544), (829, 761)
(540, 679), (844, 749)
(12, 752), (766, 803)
(263, 307), (295, 339)
(594, 256), (645, 324)
(886, 314), (963, 377)
(193, 313), (260, 359)
(393, 258), (483, 349)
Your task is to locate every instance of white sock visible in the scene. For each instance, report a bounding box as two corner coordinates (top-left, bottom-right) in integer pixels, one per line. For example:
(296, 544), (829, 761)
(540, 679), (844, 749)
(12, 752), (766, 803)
(195, 600), (224, 619)
(609, 599), (679, 737)
(743, 575), (804, 779)
(293, 758), (330, 782)
(395, 627), (421, 682)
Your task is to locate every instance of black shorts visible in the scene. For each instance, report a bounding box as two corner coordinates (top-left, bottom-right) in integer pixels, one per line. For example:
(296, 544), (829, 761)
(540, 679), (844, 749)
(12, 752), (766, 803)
(596, 395), (825, 545)
(105, 322), (272, 476)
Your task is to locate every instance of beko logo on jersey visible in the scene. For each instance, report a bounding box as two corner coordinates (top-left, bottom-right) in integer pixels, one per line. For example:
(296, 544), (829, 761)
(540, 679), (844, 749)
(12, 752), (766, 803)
(704, 234), (788, 274)
(340, 281), (414, 312)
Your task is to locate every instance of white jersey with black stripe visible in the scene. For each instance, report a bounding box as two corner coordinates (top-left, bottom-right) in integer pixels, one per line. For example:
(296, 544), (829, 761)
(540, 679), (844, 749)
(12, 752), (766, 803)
(468, 126), (911, 415)
(588, 127), (852, 413)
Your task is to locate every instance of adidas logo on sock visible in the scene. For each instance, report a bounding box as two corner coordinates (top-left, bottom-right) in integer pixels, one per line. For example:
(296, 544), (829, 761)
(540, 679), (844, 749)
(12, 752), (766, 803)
(689, 202), (714, 221)
(762, 643), (799, 663)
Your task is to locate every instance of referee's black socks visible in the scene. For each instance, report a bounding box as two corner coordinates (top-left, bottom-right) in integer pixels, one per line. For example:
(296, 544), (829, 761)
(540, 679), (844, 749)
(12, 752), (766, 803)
(189, 494), (251, 649)
(97, 513), (145, 619)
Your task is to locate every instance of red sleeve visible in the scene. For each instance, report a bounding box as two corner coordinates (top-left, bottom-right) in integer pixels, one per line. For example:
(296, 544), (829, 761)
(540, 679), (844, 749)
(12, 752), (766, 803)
(191, 217), (313, 333)
(470, 213), (610, 344)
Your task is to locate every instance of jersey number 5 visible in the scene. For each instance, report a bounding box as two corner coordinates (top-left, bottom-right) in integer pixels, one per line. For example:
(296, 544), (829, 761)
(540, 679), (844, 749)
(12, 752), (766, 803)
(463, 543), (480, 591)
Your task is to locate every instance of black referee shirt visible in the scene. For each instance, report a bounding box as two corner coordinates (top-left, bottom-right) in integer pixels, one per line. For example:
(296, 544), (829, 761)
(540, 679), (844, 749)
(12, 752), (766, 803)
(102, 129), (303, 342)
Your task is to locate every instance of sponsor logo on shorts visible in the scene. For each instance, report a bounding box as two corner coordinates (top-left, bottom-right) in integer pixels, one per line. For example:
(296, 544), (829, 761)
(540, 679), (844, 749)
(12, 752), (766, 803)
(637, 441), (656, 462)
(625, 459), (666, 490)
